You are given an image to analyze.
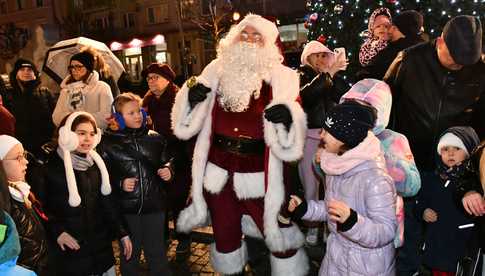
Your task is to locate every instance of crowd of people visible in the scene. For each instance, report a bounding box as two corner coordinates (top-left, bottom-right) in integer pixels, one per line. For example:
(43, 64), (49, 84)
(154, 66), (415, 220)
(0, 9), (484, 276)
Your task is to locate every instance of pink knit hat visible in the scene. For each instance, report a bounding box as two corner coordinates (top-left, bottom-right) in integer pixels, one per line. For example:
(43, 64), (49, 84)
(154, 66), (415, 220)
(300, 41), (335, 67)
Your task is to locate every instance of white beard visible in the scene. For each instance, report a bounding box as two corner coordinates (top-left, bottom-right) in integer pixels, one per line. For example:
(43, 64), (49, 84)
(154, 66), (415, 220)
(217, 42), (282, 112)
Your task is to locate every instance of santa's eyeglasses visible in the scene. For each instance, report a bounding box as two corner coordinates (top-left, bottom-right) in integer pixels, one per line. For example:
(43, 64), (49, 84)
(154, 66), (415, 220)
(240, 31), (262, 43)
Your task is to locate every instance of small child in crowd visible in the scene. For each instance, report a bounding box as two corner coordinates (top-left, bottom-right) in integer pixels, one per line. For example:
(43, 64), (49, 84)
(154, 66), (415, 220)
(98, 92), (173, 276)
(416, 126), (480, 276)
(289, 101), (397, 276)
(340, 79), (421, 247)
(359, 7), (392, 67)
(35, 112), (131, 276)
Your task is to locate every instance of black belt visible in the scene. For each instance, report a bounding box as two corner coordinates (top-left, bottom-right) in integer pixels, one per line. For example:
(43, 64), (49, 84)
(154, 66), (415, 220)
(213, 134), (265, 155)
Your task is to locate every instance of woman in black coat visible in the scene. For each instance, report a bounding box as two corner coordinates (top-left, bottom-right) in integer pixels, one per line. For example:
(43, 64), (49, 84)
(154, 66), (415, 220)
(35, 112), (131, 276)
(297, 40), (350, 245)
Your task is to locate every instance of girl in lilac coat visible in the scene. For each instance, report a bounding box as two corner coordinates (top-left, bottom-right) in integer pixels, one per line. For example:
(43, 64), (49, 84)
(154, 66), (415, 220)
(289, 101), (397, 276)
(340, 78), (421, 247)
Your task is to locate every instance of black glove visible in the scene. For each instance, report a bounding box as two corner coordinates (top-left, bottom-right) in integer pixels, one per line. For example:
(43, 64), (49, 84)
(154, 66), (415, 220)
(291, 200), (308, 220)
(264, 104), (292, 130)
(188, 83), (211, 109)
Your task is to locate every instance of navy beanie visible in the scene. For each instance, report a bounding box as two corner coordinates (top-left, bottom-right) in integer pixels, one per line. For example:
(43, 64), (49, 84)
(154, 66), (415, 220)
(323, 101), (377, 148)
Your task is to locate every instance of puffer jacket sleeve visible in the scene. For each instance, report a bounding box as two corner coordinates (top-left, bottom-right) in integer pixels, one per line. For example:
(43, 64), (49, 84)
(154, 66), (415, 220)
(300, 73), (333, 110)
(302, 200), (327, 222)
(340, 175), (397, 248)
(415, 173), (433, 221)
(159, 135), (175, 179)
(386, 134), (421, 197)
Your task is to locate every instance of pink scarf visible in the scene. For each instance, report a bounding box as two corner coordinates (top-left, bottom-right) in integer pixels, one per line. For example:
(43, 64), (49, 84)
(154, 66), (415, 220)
(320, 132), (381, 175)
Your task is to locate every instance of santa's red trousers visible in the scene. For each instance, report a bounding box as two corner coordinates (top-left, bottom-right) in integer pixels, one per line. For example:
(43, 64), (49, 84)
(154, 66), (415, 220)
(203, 175), (296, 259)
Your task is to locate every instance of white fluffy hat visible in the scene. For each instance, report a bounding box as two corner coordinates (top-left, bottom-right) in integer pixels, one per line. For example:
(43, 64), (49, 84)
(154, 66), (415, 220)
(436, 132), (469, 156)
(300, 40), (335, 67)
(0, 135), (21, 160)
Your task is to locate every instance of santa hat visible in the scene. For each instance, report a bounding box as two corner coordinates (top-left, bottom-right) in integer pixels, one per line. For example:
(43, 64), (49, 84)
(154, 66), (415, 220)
(58, 111), (111, 207)
(0, 135), (21, 160)
(232, 13), (279, 45)
(300, 41), (335, 67)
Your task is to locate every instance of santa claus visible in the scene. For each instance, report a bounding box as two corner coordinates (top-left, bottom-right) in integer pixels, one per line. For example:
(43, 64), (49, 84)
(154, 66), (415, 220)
(172, 14), (308, 275)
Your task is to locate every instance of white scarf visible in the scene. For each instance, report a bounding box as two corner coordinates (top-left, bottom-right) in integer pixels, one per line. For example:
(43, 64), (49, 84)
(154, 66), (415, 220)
(8, 181), (31, 204)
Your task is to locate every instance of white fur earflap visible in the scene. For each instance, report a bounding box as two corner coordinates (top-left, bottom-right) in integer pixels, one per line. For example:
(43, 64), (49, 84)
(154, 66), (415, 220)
(210, 242), (248, 275)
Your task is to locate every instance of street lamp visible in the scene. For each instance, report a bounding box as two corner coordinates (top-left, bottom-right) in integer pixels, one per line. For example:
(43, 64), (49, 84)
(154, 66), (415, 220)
(232, 11), (240, 21)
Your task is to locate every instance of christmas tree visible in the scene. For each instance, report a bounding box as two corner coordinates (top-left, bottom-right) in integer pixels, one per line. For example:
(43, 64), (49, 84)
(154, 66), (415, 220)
(304, 0), (485, 79)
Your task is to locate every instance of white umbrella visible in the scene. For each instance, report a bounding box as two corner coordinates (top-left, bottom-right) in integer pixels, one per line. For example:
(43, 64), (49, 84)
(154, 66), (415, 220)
(42, 36), (125, 84)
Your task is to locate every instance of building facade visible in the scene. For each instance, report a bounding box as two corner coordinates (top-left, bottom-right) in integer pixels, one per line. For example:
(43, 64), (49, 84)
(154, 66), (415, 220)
(0, 0), (308, 84)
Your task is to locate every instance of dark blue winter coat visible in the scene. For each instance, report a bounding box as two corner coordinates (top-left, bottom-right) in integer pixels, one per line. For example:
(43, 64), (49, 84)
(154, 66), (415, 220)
(416, 169), (475, 272)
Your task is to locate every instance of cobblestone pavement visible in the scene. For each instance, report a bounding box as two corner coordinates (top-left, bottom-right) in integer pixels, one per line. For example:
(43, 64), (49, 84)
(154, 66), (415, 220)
(114, 224), (325, 275)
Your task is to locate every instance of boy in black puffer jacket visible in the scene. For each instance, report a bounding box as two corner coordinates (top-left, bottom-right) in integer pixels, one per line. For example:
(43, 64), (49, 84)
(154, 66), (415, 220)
(98, 92), (173, 276)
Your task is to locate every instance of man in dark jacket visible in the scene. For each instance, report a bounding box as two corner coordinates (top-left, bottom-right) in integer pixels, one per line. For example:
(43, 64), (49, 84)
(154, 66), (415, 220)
(2, 59), (57, 157)
(384, 15), (485, 276)
(357, 10), (425, 80)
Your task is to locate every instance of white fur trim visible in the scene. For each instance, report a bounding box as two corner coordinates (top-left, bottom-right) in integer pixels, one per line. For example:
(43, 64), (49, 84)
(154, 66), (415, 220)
(210, 242), (248, 275)
(269, 64), (300, 101)
(265, 224), (305, 252)
(437, 132), (469, 156)
(263, 151), (305, 252)
(264, 100), (307, 162)
(171, 60), (221, 141)
(241, 215), (264, 239)
(270, 248), (309, 276)
(171, 84), (213, 140)
(176, 78), (218, 233)
(233, 172), (265, 199)
(232, 14), (279, 46)
(203, 162), (228, 194)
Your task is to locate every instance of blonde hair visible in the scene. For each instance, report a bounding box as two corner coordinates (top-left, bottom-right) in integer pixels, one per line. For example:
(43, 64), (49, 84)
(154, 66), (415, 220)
(113, 92), (142, 113)
(80, 46), (111, 77)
